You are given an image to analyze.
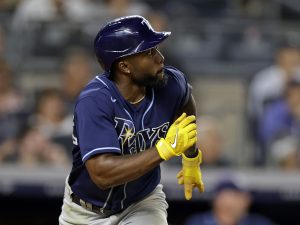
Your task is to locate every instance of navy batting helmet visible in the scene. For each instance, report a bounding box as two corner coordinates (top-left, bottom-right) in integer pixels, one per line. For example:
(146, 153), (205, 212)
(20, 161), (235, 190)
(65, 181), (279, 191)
(94, 15), (171, 71)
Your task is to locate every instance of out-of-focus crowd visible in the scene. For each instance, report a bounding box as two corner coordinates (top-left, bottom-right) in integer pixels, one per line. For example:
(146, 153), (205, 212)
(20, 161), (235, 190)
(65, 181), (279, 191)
(0, 48), (93, 166)
(0, 0), (154, 166)
(1, 0), (300, 172)
(198, 39), (300, 171)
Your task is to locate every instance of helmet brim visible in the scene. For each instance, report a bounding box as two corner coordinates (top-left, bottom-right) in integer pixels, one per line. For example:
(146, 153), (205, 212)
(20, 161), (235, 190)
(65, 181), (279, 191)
(120, 31), (171, 58)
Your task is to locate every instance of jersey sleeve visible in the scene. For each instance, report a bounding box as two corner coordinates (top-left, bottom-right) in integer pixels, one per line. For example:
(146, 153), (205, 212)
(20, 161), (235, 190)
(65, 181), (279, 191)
(75, 94), (121, 162)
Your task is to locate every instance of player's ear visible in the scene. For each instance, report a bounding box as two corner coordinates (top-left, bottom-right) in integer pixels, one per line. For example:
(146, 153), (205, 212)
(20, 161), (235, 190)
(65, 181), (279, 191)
(117, 60), (131, 74)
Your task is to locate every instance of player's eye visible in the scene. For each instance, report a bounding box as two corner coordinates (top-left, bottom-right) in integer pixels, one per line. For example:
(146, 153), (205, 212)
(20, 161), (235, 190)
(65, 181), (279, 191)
(146, 49), (153, 56)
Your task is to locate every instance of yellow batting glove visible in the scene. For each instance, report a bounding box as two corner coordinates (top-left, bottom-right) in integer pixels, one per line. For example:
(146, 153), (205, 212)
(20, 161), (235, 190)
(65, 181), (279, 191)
(176, 149), (205, 200)
(156, 113), (197, 160)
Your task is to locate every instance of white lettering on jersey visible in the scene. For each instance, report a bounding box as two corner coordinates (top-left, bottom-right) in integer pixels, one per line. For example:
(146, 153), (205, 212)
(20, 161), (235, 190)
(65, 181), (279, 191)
(72, 134), (78, 145)
(114, 117), (169, 154)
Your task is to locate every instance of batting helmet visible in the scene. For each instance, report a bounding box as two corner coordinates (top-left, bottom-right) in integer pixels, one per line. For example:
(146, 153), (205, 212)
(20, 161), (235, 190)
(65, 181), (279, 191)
(94, 15), (171, 71)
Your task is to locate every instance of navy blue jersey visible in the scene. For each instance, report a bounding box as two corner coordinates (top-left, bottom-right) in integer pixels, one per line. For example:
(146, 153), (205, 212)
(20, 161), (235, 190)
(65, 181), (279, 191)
(68, 66), (191, 214)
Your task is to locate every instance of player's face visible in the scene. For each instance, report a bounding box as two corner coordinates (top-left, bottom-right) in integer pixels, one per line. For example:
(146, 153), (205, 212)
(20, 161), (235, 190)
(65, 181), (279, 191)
(127, 47), (167, 87)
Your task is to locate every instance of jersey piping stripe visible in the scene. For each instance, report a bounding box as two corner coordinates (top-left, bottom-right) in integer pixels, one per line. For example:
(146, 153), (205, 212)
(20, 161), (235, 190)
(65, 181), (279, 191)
(121, 183), (128, 209)
(96, 76), (109, 88)
(141, 89), (154, 129)
(82, 147), (120, 161)
(124, 109), (133, 121)
(102, 187), (114, 210)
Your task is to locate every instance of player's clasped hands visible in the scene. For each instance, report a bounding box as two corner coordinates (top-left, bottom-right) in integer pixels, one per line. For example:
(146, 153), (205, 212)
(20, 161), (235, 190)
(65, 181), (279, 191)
(156, 113), (197, 160)
(155, 113), (205, 201)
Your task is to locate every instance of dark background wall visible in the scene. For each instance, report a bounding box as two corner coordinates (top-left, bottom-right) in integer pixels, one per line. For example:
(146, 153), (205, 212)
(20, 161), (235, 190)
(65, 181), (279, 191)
(1, 196), (300, 225)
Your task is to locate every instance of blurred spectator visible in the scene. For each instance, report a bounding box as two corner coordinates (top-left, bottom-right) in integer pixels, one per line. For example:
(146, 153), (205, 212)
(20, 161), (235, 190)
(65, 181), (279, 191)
(27, 87), (73, 157)
(0, 0), (20, 14)
(0, 139), (17, 163)
(270, 135), (300, 171)
(0, 58), (25, 117)
(12, 0), (96, 29)
(248, 40), (300, 123)
(184, 179), (275, 225)
(228, 25), (273, 61)
(17, 126), (70, 167)
(60, 48), (94, 112)
(197, 116), (231, 167)
(259, 79), (300, 153)
(29, 88), (73, 138)
(0, 58), (27, 163)
(248, 39), (300, 164)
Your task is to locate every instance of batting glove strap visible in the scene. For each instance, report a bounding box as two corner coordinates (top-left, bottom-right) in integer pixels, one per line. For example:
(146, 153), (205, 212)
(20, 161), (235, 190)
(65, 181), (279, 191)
(156, 113), (197, 161)
(182, 149), (202, 166)
(156, 138), (180, 161)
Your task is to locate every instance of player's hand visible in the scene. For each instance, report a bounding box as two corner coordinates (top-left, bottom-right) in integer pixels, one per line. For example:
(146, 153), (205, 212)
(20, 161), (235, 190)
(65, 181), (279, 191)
(155, 113), (197, 160)
(176, 149), (205, 200)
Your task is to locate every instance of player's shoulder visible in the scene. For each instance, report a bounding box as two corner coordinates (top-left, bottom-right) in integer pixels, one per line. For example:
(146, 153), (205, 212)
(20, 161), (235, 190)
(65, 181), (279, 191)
(164, 66), (186, 78)
(164, 66), (188, 85)
(77, 74), (112, 104)
(252, 65), (281, 84)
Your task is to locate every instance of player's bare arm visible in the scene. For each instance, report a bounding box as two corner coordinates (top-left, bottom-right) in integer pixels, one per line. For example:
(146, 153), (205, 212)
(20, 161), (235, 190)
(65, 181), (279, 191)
(175, 93), (205, 200)
(177, 93), (198, 158)
(86, 147), (162, 190)
(86, 112), (197, 190)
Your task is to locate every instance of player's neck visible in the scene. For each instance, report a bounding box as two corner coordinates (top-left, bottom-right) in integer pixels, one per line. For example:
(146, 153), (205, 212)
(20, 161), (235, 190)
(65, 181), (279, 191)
(115, 81), (146, 105)
(125, 86), (146, 105)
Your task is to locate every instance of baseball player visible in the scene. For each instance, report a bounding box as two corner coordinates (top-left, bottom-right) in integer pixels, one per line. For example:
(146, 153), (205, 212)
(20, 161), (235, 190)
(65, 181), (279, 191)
(59, 15), (204, 225)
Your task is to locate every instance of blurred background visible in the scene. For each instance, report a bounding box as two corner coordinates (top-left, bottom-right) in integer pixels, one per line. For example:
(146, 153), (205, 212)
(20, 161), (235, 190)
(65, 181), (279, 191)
(1, 0), (300, 224)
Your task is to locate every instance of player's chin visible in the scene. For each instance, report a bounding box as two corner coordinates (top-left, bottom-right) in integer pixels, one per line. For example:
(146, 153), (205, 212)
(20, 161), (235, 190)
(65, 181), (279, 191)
(154, 71), (168, 88)
(156, 68), (164, 80)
